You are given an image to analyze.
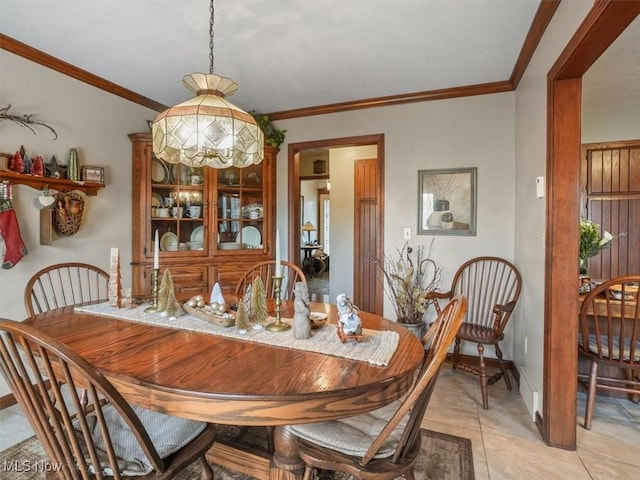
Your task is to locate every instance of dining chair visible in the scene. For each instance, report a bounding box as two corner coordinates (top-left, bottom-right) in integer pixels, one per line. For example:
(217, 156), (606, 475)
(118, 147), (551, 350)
(24, 262), (109, 316)
(234, 260), (306, 301)
(0, 318), (216, 479)
(427, 256), (522, 409)
(578, 275), (640, 430)
(291, 295), (467, 480)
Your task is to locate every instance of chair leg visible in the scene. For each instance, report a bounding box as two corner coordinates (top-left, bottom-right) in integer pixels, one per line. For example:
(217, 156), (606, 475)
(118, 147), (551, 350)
(452, 337), (462, 369)
(302, 466), (314, 480)
(495, 343), (512, 391)
(199, 457), (213, 480)
(584, 361), (598, 430)
(477, 343), (489, 409)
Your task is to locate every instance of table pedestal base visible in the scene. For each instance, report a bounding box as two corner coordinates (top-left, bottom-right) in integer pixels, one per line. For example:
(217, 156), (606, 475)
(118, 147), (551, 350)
(205, 426), (305, 480)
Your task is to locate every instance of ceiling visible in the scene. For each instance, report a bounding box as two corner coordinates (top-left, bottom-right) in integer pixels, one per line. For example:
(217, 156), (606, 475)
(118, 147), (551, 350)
(0, 1), (637, 117)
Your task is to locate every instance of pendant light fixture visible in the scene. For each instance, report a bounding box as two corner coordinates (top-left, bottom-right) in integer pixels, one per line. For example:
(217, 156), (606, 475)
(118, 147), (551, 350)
(152, 0), (264, 168)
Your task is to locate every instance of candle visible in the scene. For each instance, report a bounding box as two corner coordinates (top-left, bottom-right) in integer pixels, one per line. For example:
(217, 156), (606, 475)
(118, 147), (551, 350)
(275, 228), (281, 276)
(153, 229), (159, 270)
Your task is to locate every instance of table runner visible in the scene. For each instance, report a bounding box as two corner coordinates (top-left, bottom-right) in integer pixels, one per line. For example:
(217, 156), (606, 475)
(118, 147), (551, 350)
(74, 303), (400, 366)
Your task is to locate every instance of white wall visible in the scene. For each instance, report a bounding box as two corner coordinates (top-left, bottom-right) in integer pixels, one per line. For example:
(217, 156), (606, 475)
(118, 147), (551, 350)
(0, 52), (156, 321)
(582, 103), (640, 143)
(275, 92), (516, 352)
(513, 0), (593, 418)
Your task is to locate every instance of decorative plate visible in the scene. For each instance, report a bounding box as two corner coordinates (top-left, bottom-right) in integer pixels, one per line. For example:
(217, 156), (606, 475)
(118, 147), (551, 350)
(190, 225), (204, 242)
(151, 158), (168, 184)
(151, 192), (163, 207)
(237, 226), (261, 248)
(160, 232), (178, 251)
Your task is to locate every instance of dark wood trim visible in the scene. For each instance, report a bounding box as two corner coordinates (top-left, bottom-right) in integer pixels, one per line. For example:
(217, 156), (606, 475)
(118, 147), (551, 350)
(300, 174), (329, 181)
(288, 135), (385, 305)
(543, 0), (640, 450)
(581, 139), (640, 151)
(269, 81), (513, 121)
(510, 0), (560, 88)
(0, 33), (168, 113)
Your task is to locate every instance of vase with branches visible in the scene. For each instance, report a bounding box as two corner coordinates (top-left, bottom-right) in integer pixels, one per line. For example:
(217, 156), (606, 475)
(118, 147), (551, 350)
(371, 240), (441, 330)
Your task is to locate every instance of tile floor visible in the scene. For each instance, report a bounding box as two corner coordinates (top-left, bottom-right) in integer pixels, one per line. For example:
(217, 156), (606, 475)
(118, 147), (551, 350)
(1, 367), (639, 479)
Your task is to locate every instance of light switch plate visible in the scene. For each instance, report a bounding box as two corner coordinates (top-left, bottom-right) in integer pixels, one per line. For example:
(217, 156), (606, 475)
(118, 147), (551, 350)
(403, 227), (411, 240)
(536, 176), (545, 198)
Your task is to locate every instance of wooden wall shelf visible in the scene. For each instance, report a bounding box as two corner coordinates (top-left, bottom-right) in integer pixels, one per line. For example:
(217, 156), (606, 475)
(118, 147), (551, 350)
(0, 170), (104, 196)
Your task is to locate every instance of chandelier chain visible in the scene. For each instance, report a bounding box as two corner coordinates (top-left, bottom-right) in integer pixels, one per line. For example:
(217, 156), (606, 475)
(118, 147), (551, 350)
(209, 0), (214, 74)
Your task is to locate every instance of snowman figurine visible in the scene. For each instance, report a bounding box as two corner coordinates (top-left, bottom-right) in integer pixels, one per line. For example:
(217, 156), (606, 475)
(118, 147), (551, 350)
(336, 293), (363, 340)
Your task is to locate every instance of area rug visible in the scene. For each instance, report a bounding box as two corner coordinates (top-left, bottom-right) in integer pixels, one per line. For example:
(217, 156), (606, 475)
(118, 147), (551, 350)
(0, 427), (474, 480)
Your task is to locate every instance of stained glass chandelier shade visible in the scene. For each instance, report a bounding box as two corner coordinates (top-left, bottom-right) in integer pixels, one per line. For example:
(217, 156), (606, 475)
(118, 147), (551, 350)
(151, 1), (264, 168)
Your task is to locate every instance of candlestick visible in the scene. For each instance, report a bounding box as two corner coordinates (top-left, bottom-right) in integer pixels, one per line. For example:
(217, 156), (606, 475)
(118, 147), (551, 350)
(144, 268), (160, 313)
(265, 275), (290, 332)
(153, 229), (159, 270)
(275, 228), (281, 277)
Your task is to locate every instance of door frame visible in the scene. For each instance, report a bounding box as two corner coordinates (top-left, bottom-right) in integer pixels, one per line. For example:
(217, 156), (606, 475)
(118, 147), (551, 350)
(542, 1), (640, 450)
(288, 134), (385, 308)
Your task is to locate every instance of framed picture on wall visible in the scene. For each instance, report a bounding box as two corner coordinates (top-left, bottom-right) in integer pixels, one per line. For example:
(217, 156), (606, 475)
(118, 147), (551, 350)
(418, 167), (476, 235)
(81, 166), (105, 183)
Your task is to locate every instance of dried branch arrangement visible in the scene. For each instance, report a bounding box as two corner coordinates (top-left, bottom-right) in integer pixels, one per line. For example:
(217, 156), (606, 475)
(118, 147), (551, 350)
(0, 104), (58, 140)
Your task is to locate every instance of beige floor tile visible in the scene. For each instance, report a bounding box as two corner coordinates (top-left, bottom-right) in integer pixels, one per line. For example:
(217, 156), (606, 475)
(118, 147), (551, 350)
(579, 452), (640, 480)
(0, 405), (33, 451)
(482, 431), (591, 480)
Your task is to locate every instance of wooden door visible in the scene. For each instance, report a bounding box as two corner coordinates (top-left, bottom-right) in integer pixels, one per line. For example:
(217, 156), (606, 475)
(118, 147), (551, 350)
(354, 158), (382, 314)
(582, 140), (640, 278)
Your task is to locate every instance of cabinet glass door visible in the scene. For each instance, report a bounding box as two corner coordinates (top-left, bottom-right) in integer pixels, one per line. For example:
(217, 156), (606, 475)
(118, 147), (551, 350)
(216, 165), (264, 252)
(150, 157), (206, 255)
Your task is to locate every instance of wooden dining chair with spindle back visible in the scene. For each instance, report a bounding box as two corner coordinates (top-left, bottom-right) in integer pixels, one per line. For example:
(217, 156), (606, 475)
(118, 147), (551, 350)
(290, 295), (467, 480)
(427, 256), (522, 409)
(0, 318), (217, 479)
(24, 262), (110, 317)
(578, 275), (640, 430)
(234, 260), (306, 301)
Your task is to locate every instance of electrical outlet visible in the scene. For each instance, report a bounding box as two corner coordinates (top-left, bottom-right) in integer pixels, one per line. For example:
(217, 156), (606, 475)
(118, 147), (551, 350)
(403, 227), (411, 240)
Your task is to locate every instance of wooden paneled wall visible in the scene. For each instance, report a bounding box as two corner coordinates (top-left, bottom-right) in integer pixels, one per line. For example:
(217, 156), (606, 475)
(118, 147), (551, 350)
(582, 140), (640, 278)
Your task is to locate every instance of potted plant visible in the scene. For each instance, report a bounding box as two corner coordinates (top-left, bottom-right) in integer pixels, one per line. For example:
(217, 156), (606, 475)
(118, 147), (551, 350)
(578, 219), (623, 293)
(579, 219), (613, 275)
(371, 240), (442, 337)
(251, 112), (286, 149)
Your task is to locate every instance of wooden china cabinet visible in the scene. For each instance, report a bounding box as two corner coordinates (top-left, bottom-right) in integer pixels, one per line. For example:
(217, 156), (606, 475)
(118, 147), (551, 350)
(129, 133), (276, 299)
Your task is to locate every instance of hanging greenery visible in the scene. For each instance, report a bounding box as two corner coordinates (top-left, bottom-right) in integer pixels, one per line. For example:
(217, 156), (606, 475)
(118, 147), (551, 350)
(251, 111), (286, 148)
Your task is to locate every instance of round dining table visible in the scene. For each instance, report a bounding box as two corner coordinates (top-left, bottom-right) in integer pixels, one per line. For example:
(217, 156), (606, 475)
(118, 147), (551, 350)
(24, 301), (424, 480)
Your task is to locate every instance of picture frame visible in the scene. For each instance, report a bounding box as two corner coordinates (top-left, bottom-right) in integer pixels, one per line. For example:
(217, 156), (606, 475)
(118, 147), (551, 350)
(81, 166), (105, 183)
(418, 167), (476, 236)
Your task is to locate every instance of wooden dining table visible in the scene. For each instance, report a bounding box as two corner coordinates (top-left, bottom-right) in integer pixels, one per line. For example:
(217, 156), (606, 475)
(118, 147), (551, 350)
(24, 300), (424, 480)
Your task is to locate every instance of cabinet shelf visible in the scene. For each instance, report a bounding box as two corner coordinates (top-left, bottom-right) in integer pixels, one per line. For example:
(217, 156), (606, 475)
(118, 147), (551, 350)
(0, 170), (104, 196)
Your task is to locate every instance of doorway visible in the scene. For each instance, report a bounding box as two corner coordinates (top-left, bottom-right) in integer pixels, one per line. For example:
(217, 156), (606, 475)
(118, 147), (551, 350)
(288, 134), (385, 313)
(543, 3), (639, 450)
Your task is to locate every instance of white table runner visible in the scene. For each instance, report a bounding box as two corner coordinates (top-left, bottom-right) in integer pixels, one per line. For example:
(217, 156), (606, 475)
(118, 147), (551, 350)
(75, 303), (399, 366)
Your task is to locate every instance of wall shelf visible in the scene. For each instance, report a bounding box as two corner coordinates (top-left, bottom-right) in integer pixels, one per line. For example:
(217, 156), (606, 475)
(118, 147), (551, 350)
(0, 170), (104, 196)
